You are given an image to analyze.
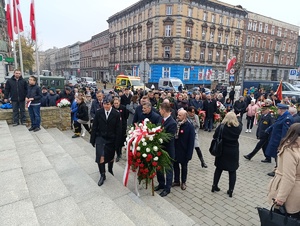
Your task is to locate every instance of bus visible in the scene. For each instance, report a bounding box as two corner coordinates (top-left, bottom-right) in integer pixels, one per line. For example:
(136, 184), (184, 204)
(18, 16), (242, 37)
(24, 75), (66, 90)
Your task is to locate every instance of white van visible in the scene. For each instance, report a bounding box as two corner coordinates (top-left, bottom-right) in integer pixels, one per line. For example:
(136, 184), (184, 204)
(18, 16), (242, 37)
(158, 77), (183, 91)
(81, 77), (96, 87)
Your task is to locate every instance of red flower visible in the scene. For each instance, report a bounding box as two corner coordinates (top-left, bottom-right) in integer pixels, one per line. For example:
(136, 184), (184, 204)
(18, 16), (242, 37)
(157, 151), (162, 157)
(152, 162), (158, 167)
(136, 159), (141, 163)
(139, 163), (144, 168)
(144, 168), (149, 173)
(134, 162), (139, 168)
(157, 166), (161, 171)
(136, 152), (141, 157)
(146, 158), (151, 162)
(147, 154), (153, 159)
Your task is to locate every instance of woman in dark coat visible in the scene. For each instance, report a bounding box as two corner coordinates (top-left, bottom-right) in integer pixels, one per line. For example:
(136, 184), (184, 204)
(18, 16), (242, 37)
(211, 112), (242, 197)
(74, 96), (91, 137)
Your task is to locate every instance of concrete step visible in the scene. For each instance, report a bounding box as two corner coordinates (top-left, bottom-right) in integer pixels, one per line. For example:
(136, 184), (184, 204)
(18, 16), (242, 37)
(0, 121), (39, 226)
(62, 129), (198, 226)
(49, 128), (171, 226)
(7, 124), (90, 226)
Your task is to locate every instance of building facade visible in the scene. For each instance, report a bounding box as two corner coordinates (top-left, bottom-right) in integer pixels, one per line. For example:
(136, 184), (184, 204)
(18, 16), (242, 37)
(91, 30), (109, 81)
(242, 13), (299, 82)
(0, 0), (10, 79)
(44, 47), (59, 74)
(107, 0), (247, 86)
(69, 42), (81, 76)
(55, 46), (70, 77)
(296, 36), (300, 69)
(79, 40), (92, 77)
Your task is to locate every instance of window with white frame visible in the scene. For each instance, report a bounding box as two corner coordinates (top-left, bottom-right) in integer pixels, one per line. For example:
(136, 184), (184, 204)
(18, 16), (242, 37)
(212, 14), (215, 23)
(219, 16), (223, 25)
(183, 68), (190, 80)
(138, 30), (142, 41)
(282, 42), (286, 51)
(184, 48), (191, 59)
(188, 8), (192, 17)
(269, 40), (273, 49)
(200, 49), (205, 60)
(255, 53), (258, 62)
(201, 29), (206, 40)
(257, 38), (261, 48)
(246, 36), (250, 46)
(290, 31), (293, 39)
(223, 51), (227, 62)
(186, 27), (191, 38)
(147, 47), (152, 59)
(165, 25), (171, 37)
(164, 46), (171, 58)
(284, 29), (287, 37)
(226, 18), (230, 26)
(166, 5), (172, 15)
(217, 32), (222, 44)
(278, 28), (282, 37)
(249, 52), (253, 62)
(147, 27), (152, 38)
(286, 57), (290, 65)
(258, 23), (263, 32)
(253, 22), (257, 31)
(216, 51), (220, 61)
(210, 31), (214, 42)
(162, 67), (171, 78)
(291, 57), (294, 65)
(267, 54), (271, 63)
(203, 12), (207, 21)
(224, 34), (229, 45)
(280, 56), (284, 64)
(292, 44), (296, 53)
(260, 54), (264, 63)
(262, 39), (266, 48)
(237, 20), (241, 29)
(271, 26), (275, 35)
(248, 21), (252, 30)
(234, 36), (239, 46)
(208, 49), (213, 60)
(264, 24), (268, 33)
(288, 44), (291, 52)
(148, 8), (152, 18)
(251, 37), (255, 47)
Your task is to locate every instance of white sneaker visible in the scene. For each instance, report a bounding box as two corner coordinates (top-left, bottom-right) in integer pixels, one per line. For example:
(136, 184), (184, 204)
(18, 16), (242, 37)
(245, 129), (249, 133)
(249, 129), (251, 133)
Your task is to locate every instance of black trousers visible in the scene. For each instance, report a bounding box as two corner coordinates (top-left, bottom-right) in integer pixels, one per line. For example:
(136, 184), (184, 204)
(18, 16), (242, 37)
(248, 138), (269, 160)
(246, 116), (255, 129)
(12, 101), (26, 124)
(74, 121), (90, 135)
(213, 167), (236, 191)
(174, 161), (188, 184)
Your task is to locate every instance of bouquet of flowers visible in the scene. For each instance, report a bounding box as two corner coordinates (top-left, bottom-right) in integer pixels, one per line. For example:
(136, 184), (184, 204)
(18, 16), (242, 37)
(123, 118), (172, 196)
(214, 101), (226, 125)
(56, 98), (71, 108)
(198, 110), (206, 127)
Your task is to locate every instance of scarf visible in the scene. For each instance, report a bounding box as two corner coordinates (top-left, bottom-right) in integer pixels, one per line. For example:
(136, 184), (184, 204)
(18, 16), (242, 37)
(175, 119), (187, 139)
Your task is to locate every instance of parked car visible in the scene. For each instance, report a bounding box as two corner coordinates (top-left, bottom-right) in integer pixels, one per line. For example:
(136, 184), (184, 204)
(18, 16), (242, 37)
(187, 87), (211, 95)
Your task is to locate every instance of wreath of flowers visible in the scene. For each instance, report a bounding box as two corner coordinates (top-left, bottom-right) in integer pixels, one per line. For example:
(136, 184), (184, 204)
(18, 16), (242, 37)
(56, 98), (71, 108)
(123, 118), (172, 196)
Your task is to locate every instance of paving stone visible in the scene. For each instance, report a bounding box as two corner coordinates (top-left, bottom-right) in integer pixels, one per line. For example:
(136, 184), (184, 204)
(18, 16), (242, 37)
(0, 168), (29, 206)
(17, 144), (40, 156)
(0, 149), (21, 172)
(35, 196), (89, 226)
(39, 143), (65, 157)
(47, 153), (79, 175)
(74, 155), (98, 175)
(0, 198), (39, 226)
(26, 169), (70, 207)
(33, 132), (55, 144)
(0, 134), (15, 151)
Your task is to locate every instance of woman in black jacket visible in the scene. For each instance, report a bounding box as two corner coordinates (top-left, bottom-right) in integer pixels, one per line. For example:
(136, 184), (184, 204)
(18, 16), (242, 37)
(211, 112), (243, 197)
(26, 76), (42, 132)
(73, 95), (90, 138)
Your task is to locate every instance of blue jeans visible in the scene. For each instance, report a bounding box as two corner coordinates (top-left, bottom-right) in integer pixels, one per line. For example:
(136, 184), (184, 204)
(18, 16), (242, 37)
(28, 104), (41, 128)
(204, 118), (213, 130)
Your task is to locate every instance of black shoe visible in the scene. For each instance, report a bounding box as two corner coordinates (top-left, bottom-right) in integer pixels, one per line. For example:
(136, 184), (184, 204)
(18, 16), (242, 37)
(267, 171), (275, 177)
(116, 155), (121, 162)
(12, 123), (19, 127)
(159, 190), (170, 197)
(227, 190), (233, 197)
(98, 174), (106, 186)
(154, 185), (164, 191)
(33, 127), (41, 132)
(204, 129), (208, 131)
(208, 129), (211, 132)
(211, 185), (220, 192)
(28, 127), (35, 131)
(261, 159), (271, 163)
(244, 155), (251, 160)
(108, 162), (114, 176)
(172, 182), (180, 187)
(181, 183), (186, 190)
(72, 134), (80, 138)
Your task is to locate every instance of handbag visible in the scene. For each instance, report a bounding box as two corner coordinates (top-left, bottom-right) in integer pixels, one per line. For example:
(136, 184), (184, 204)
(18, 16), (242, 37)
(209, 124), (224, 157)
(257, 204), (300, 226)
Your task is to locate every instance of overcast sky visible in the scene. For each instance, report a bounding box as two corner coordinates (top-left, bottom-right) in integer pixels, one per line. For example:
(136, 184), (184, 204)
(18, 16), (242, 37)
(8, 0), (299, 51)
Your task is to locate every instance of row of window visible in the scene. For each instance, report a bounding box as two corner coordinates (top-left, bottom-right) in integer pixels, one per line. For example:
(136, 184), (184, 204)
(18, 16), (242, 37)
(92, 37), (109, 47)
(246, 51), (295, 65)
(92, 49), (109, 57)
(162, 67), (213, 81)
(248, 21), (297, 40)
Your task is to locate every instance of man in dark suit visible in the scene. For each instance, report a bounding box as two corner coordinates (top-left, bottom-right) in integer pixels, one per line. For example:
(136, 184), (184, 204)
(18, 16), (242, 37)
(173, 109), (195, 190)
(90, 95), (122, 186)
(202, 94), (217, 132)
(244, 104), (274, 161)
(154, 102), (177, 197)
(120, 88), (132, 107)
(90, 91), (104, 121)
(289, 106), (300, 123)
(113, 97), (129, 162)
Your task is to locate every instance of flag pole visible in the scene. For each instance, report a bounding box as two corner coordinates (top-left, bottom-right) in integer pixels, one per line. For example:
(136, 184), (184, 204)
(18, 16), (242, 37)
(31, 0), (40, 86)
(8, 0), (18, 69)
(13, 0), (24, 76)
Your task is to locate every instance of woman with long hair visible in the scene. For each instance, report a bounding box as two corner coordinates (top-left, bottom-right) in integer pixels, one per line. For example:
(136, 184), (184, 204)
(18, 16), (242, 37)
(211, 112), (242, 197)
(267, 123), (300, 220)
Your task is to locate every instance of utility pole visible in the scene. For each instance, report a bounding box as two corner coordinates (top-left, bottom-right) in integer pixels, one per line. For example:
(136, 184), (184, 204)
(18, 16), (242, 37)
(240, 7), (249, 93)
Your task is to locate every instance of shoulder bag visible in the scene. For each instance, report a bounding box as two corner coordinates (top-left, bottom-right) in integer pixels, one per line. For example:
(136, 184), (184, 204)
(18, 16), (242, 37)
(209, 124), (224, 157)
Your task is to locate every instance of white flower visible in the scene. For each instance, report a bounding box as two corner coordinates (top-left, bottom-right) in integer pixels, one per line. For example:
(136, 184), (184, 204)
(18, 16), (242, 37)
(136, 146), (141, 151)
(142, 153), (147, 158)
(143, 126), (147, 131)
(153, 157), (158, 161)
(151, 128), (156, 132)
(144, 118), (150, 124)
(159, 138), (163, 144)
(139, 123), (143, 127)
(149, 136), (154, 141)
(124, 142), (127, 146)
(126, 137), (130, 141)
(130, 127), (134, 131)
(142, 142), (147, 146)
(153, 146), (158, 152)
(146, 148), (150, 153)
(141, 138), (146, 143)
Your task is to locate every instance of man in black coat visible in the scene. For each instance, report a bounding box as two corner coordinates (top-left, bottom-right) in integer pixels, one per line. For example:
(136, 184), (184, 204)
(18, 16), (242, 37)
(133, 97), (161, 125)
(154, 102), (177, 197)
(90, 96), (122, 186)
(113, 98), (129, 162)
(4, 69), (28, 126)
(202, 94), (217, 132)
(59, 86), (74, 104)
(289, 107), (300, 123)
(90, 91), (104, 121)
(229, 88), (235, 105)
(173, 109), (195, 190)
(120, 88), (132, 107)
(233, 96), (247, 118)
(244, 105), (274, 161)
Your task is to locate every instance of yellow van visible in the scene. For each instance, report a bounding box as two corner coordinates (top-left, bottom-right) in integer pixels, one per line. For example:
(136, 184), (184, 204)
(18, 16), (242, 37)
(115, 75), (149, 91)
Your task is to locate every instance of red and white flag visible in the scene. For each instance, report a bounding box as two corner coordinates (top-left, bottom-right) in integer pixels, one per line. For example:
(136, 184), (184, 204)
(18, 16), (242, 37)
(13, 0), (24, 34)
(114, 63), (120, 71)
(206, 69), (213, 80)
(6, 0), (13, 41)
(30, 0), (36, 41)
(226, 56), (236, 72)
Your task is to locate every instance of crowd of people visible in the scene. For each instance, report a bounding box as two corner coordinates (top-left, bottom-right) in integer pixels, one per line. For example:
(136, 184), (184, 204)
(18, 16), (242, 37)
(1, 70), (299, 220)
